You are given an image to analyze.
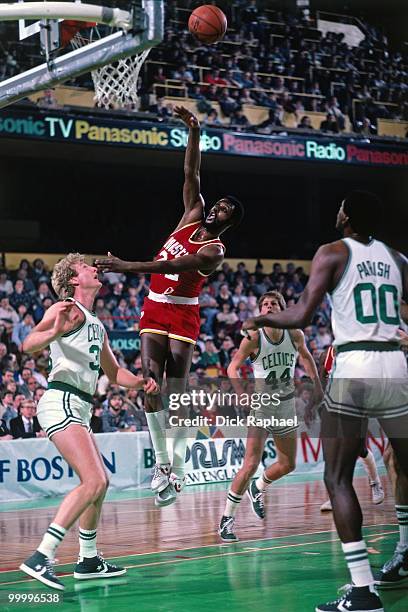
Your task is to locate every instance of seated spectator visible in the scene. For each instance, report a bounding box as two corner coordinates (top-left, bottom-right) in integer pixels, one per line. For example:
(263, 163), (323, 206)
(10, 399), (45, 439)
(218, 88), (240, 118)
(320, 112), (340, 133)
(239, 87), (256, 105)
(10, 279), (32, 311)
(15, 268), (36, 295)
(112, 298), (132, 330)
(355, 116), (377, 136)
(230, 109), (250, 131)
(204, 68), (228, 87)
(298, 115), (314, 129)
(0, 391), (17, 427)
(0, 270), (13, 295)
(172, 63), (194, 84)
(11, 313), (35, 353)
(149, 97), (173, 120)
(23, 356), (47, 388)
(215, 303), (239, 335)
(31, 258), (50, 285)
(202, 108), (222, 127)
(0, 296), (19, 327)
(37, 89), (60, 109)
(315, 325), (332, 350)
(102, 393), (138, 432)
(95, 297), (114, 331)
(217, 283), (234, 309)
(200, 339), (221, 370)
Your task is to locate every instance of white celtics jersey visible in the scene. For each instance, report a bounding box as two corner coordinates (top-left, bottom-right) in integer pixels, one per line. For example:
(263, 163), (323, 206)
(48, 300), (105, 395)
(331, 237), (402, 346)
(251, 329), (297, 391)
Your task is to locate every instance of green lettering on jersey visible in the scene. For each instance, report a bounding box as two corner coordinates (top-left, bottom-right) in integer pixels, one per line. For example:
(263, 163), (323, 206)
(353, 282), (399, 325)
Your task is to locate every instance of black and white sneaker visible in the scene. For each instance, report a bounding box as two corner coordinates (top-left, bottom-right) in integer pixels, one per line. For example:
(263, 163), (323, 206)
(315, 584), (384, 612)
(74, 553), (126, 580)
(20, 551), (64, 591)
(374, 545), (408, 588)
(218, 516), (238, 543)
(246, 480), (265, 520)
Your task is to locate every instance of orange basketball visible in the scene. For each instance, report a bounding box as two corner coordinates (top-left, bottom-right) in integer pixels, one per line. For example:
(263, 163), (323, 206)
(188, 5), (227, 44)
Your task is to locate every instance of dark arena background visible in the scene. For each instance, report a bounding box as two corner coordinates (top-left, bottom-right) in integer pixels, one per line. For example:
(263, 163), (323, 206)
(0, 1), (407, 611)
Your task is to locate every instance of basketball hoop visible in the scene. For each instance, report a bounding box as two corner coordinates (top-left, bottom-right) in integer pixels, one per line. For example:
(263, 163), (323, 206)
(61, 19), (150, 109)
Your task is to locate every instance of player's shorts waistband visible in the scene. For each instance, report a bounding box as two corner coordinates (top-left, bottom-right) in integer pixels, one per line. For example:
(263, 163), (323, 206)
(148, 290), (199, 305)
(336, 341), (400, 353)
(48, 381), (94, 403)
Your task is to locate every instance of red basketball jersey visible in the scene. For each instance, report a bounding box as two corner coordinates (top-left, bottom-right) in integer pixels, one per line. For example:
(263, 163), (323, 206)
(324, 345), (335, 374)
(149, 221), (225, 298)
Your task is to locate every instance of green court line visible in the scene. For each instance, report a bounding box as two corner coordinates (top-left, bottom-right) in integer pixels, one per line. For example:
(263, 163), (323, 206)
(0, 525), (405, 612)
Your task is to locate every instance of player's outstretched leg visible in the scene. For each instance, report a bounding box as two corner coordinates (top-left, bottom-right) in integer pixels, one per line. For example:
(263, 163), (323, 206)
(374, 424), (408, 589)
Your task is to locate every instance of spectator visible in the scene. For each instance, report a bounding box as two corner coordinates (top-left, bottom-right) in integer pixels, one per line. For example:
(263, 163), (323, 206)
(102, 393), (137, 432)
(10, 279), (32, 311)
(113, 298), (132, 330)
(0, 391), (18, 427)
(320, 112), (340, 133)
(0, 296), (19, 327)
(12, 313), (35, 352)
(298, 115), (314, 129)
(0, 270), (13, 295)
(0, 417), (12, 440)
(10, 399), (45, 439)
(200, 339), (221, 371)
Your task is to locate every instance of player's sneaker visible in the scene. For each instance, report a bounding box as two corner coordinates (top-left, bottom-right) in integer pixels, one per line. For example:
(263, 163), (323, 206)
(20, 551), (64, 590)
(74, 553), (126, 580)
(154, 473), (185, 507)
(320, 499), (332, 512)
(151, 463), (170, 493)
(315, 584), (383, 611)
(370, 481), (384, 505)
(246, 480), (265, 520)
(374, 545), (408, 588)
(218, 516), (238, 542)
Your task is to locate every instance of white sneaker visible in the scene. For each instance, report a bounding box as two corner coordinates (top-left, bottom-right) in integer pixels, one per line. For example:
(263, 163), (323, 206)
(154, 473), (185, 508)
(320, 499), (332, 512)
(151, 463), (170, 493)
(370, 481), (385, 505)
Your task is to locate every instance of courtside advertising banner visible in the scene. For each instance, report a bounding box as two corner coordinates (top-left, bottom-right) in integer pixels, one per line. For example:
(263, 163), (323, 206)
(0, 431), (386, 502)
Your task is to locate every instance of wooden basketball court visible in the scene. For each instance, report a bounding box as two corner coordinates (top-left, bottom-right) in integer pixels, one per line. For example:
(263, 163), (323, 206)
(0, 474), (406, 611)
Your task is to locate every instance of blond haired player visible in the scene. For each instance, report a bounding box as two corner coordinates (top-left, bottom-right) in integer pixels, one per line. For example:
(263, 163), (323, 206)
(19, 254), (158, 590)
(218, 291), (322, 541)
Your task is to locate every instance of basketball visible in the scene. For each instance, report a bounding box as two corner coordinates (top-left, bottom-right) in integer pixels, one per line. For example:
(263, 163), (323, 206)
(188, 5), (227, 44)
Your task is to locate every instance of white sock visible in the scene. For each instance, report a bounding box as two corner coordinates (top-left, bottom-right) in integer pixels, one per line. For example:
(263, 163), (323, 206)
(146, 410), (169, 465)
(255, 472), (273, 492)
(342, 540), (374, 587)
(37, 522), (66, 558)
(396, 504), (408, 547)
(79, 528), (97, 559)
(224, 489), (243, 518)
(361, 449), (380, 484)
(172, 426), (189, 478)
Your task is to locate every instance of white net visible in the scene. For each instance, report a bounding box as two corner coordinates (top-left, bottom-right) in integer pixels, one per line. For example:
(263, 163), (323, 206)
(70, 28), (150, 109)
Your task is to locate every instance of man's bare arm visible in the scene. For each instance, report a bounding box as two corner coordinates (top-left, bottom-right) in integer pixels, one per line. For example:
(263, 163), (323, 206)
(174, 105), (205, 225)
(243, 243), (344, 331)
(96, 244), (224, 275)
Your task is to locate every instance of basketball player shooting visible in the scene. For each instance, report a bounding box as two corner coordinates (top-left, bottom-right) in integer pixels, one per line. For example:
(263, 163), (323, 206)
(243, 191), (408, 612)
(96, 106), (244, 507)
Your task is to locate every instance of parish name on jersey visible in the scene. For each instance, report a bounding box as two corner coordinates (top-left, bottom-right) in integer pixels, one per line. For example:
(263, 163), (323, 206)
(88, 322), (104, 344)
(356, 260), (391, 280)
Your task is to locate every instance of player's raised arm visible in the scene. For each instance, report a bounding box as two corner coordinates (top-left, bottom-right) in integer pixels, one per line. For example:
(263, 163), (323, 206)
(174, 105), (205, 225)
(243, 242), (345, 331)
(22, 301), (82, 353)
(227, 332), (258, 395)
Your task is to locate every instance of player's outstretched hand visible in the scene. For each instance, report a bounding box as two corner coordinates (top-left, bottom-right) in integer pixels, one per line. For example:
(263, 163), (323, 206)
(174, 105), (200, 129)
(95, 252), (128, 273)
(142, 377), (160, 395)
